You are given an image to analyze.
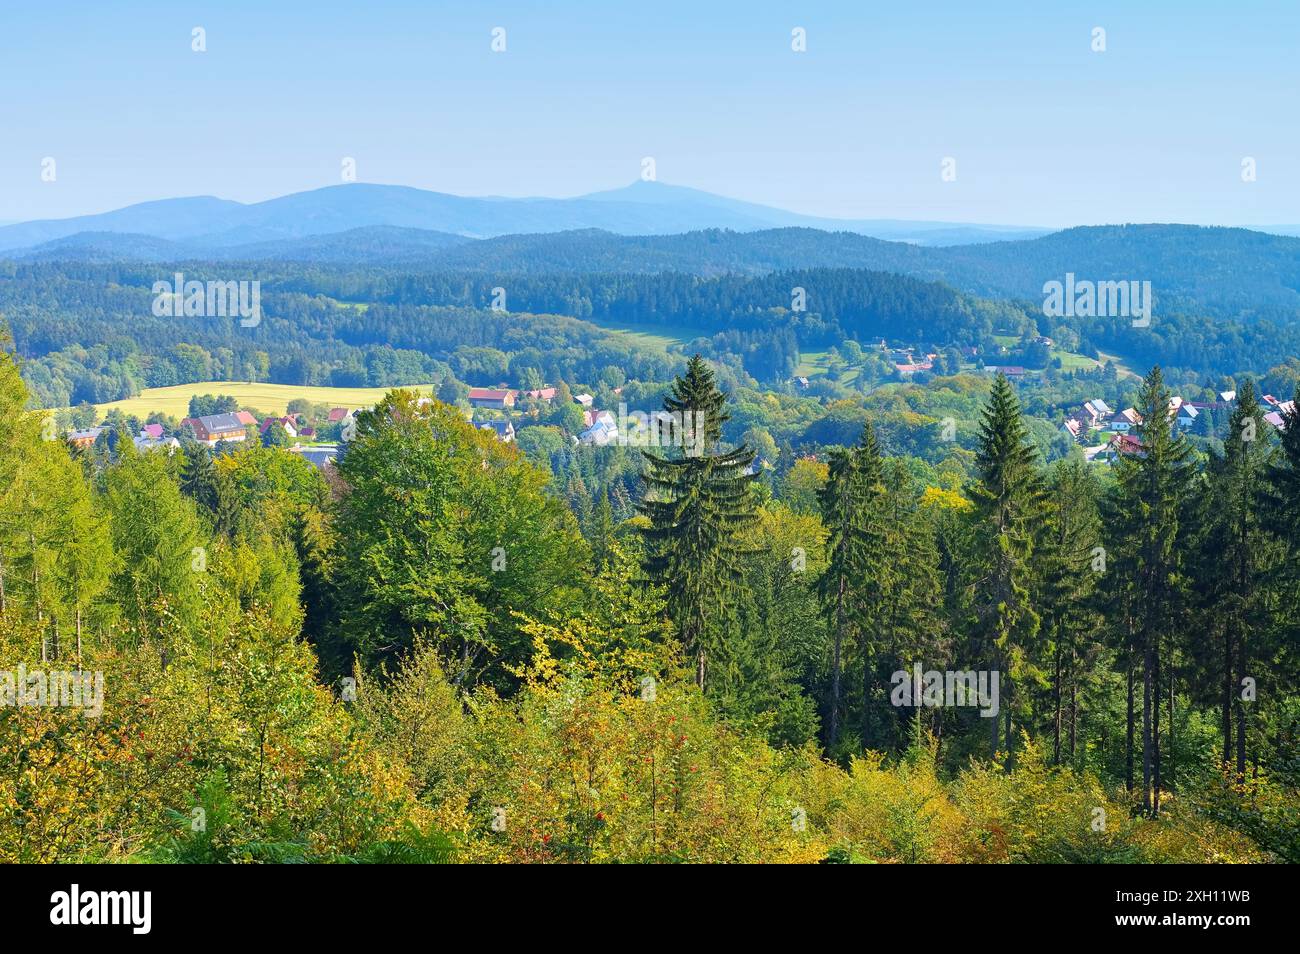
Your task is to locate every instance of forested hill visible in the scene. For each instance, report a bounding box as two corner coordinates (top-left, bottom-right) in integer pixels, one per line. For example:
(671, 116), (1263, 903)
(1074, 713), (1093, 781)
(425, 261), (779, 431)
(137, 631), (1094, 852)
(6, 254), (1300, 409)
(376, 223), (1300, 322)
(929, 224), (1300, 319)
(13, 222), (1300, 323)
(0, 259), (1032, 406)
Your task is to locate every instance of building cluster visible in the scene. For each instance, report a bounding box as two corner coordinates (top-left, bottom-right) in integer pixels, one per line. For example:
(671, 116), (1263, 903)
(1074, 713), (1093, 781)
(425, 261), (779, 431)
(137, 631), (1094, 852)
(467, 384), (618, 447)
(1061, 390), (1295, 463)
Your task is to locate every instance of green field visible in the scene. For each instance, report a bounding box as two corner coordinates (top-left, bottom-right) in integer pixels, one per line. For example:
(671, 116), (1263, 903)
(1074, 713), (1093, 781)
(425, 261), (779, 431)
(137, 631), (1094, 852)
(588, 319), (698, 353)
(794, 350), (863, 384)
(1052, 348), (1100, 371)
(993, 333), (1099, 372)
(76, 381), (437, 420)
(794, 350), (829, 377)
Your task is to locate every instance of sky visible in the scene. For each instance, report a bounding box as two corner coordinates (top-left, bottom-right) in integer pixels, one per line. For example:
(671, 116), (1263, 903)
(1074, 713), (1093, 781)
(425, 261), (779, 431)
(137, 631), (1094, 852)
(3, 0), (1299, 227)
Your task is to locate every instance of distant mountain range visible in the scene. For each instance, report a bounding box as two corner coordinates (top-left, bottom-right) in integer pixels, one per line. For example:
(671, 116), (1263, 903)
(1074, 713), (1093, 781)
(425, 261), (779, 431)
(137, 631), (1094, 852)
(0, 181), (1053, 253)
(7, 182), (1300, 320)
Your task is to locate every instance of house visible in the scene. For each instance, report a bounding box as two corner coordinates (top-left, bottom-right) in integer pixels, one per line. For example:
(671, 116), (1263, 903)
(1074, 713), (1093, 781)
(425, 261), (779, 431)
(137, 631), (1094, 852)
(67, 427), (105, 449)
(1174, 402), (1199, 429)
(1266, 400), (1295, 432)
(572, 393), (594, 408)
(1107, 433), (1145, 459)
(1062, 418), (1084, 441)
(468, 387), (517, 410)
(1262, 394), (1281, 408)
(260, 416), (299, 438)
(140, 423), (164, 440)
(290, 445), (340, 469)
(327, 407), (350, 423)
(339, 411), (362, 443)
(235, 411), (258, 427)
(297, 426), (316, 439)
(524, 387), (558, 402)
(183, 413), (250, 446)
(895, 361), (933, 376)
(1109, 408), (1141, 433)
(1080, 399), (1112, 426)
(985, 366), (1027, 377)
(578, 410), (618, 446)
(794, 376), (810, 390)
(134, 434), (180, 453)
(1219, 391), (1238, 405)
(477, 420), (516, 443)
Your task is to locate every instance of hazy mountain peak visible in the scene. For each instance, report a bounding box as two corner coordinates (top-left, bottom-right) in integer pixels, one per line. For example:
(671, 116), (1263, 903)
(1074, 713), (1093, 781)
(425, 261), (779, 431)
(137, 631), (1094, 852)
(0, 181), (1057, 252)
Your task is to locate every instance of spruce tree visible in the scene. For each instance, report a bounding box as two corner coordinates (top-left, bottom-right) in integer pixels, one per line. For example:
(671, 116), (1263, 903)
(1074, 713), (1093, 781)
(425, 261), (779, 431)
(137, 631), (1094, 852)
(969, 373), (1046, 758)
(1039, 458), (1103, 764)
(1110, 365), (1196, 813)
(639, 355), (757, 692)
(818, 422), (884, 749)
(874, 460), (943, 752)
(1203, 381), (1281, 776)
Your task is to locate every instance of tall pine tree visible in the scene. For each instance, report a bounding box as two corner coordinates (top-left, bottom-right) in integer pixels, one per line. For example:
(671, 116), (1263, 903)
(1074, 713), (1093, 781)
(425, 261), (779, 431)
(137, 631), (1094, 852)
(969, 373), (1046, 759)
(818, 422), (884, 749)
(639, 355), (758, 691)
(1110, 365), (1196, 814)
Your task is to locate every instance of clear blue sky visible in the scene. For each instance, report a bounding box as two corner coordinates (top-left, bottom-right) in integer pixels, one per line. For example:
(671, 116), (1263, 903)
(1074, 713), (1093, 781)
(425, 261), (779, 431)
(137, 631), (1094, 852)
(3, 0), (1298, 226)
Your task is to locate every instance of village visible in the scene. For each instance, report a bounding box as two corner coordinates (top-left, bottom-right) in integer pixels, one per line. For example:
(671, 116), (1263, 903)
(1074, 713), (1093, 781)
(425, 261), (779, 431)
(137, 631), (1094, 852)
(1061, 390), (1294, 462)
(57, 383), (627, 470)
(57, 372), (1296, 475)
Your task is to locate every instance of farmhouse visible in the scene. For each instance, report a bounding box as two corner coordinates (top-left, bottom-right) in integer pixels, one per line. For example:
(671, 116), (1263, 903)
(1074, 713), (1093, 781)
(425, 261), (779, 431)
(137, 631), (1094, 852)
(1106, 433), (1146, 460)
(895, 361), (933, 376)
(468, 388), (517, 410)
(1174, 401), (1199, 429)
(578, 410), (618, 446)
(1109, 408), (1141, 433)
(183, 413), (251, 446)
(1080, 399), (1112, 426)
(66, 426), (105, 448)
(260, 416), (300, 439)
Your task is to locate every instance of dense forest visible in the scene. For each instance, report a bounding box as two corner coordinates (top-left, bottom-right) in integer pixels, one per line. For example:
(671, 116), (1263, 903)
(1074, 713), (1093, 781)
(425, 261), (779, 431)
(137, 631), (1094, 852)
(17, 222), (1300, 322)
(7, 256), (1300, 413)
(2, 328), (1297, 861)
